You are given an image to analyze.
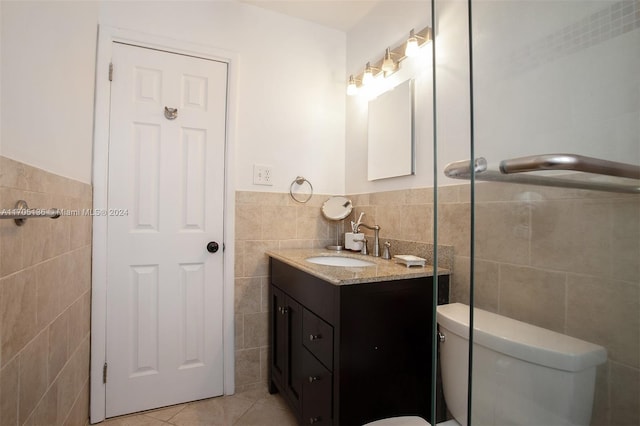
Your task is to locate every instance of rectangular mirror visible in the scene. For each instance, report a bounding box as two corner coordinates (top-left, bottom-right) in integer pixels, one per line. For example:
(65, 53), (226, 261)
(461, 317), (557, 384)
(367, 79), (415, 181)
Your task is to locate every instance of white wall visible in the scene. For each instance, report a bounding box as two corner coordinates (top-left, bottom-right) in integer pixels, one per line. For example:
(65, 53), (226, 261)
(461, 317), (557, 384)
(471, 0), (640, 173)
(345, 0), (472, 194)
(99, 1), (346, 195)
(0, 1), (98, 183)
(346, 0), (640, 193)
(1, 1), (347, 194)
(7, 0), (633, 194)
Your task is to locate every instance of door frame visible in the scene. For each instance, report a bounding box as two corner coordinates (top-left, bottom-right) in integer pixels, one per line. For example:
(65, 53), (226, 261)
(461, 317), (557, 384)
(90, 25), (237, 423)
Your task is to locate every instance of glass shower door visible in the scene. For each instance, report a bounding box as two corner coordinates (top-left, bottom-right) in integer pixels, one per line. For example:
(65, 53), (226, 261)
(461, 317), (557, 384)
(467, 1), (640, 425)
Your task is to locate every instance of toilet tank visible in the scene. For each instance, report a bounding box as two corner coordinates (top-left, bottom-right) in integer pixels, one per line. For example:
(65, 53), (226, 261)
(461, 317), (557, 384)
(437, 303), (607, 426)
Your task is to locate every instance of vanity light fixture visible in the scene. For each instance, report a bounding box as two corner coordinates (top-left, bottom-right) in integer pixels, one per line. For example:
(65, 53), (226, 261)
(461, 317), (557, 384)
(362, 62), (377, 85)
(347, 75), (359, 96)
(346, 25), (431, 95)
(381, 48), (396, 73)
(405, 29), (421, 57)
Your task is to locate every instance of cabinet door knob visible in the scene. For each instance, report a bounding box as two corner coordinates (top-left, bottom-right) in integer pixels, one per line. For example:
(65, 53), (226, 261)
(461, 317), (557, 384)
(280, 307), (289, 315)
(309, 417), (321, 424)
(308, 375), (320, 383)
(309, 334), (322, 341)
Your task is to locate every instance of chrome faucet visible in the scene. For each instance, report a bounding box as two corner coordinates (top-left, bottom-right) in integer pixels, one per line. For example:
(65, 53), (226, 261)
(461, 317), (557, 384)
(356, 222), (381, 257)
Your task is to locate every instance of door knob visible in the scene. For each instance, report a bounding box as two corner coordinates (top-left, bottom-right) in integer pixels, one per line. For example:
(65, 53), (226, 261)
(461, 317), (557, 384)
(207, 241), (219, 253)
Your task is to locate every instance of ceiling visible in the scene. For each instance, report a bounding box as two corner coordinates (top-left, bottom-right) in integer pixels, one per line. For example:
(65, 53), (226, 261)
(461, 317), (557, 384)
(238, 0), (381, 32)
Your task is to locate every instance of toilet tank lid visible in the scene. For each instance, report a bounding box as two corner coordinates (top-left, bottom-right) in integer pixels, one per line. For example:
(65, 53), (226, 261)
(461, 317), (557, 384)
(437, 303), (607, 372)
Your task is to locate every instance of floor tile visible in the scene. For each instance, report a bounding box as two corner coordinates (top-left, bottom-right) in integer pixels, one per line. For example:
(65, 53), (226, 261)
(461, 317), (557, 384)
(144, 404), (187, 421)
(232, 400), (297, 426)
(101, 413), (169, 426)
(167, 396), (253, 426)
(101, 388), (296, 426)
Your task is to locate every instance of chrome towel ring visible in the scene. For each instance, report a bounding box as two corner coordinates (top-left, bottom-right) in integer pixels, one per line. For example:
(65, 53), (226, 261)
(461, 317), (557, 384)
(289, 176), (313, 203)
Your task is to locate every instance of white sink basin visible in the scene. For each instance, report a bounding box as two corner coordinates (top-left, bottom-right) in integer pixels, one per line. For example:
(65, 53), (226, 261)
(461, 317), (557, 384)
(306, 256), (375, 267)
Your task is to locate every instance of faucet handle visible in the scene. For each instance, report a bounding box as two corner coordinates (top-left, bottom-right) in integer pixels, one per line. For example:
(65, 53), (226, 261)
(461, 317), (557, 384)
(352, 236), (368, 255)
(382, 241), (391, 259)
(360, 237), (368, 255)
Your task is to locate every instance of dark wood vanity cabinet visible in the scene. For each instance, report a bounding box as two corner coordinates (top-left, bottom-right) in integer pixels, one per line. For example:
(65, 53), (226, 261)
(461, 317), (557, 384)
(268, 258), (449, 426)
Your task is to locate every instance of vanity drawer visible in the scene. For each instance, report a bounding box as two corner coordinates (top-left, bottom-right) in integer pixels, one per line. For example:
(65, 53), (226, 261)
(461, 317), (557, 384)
(303, 308), (333, 370)
(302, 348), (333, 426)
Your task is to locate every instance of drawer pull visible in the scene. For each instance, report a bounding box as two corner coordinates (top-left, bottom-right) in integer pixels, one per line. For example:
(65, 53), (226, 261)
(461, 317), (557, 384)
(309, 417), (322, 424)
(309, 334), (322, 341)
(308, 375), (320, 383)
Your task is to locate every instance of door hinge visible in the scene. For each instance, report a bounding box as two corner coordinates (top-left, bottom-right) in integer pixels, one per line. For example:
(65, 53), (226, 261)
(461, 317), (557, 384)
(103, 362), (108, 384)
(108, 63), (113, 82)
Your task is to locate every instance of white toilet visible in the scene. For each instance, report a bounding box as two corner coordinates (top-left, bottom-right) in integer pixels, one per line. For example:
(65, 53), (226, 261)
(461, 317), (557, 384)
(366, 303), (607, 426)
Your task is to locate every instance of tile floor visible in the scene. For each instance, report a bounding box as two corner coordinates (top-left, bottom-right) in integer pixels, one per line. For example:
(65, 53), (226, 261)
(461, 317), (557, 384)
(100, 388), (298, 426)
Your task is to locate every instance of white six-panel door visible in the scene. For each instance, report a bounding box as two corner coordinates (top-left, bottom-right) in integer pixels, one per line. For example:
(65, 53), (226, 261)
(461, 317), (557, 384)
(106, 42), (227, 417)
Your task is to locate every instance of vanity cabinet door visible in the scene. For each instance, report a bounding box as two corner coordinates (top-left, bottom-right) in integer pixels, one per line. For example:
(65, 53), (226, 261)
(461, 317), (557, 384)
(271, 286), (287, 390)
(270, 285), (303, 412)
(286, 297), (303, 409)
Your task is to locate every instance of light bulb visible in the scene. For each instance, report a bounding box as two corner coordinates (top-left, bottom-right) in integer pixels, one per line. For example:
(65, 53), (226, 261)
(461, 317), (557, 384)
(347, 75), (358, 96)
(405, 29), (420, 57)
(362, 62), (375, 85)
(381, 48), (395, 73)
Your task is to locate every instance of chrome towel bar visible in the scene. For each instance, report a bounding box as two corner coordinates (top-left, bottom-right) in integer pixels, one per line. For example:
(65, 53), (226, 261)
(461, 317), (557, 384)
(500, 154), (640, 180)
(444, 154), (640, 194)
(0, 200), (61, 226)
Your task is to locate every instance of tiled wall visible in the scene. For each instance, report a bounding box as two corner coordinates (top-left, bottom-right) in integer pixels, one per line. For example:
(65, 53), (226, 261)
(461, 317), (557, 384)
(447, 180), (640, 426)
(235, 183), (639, 425)
(500, 0), (640, 79)
(0, 157), (92, 425)
(234, 191), (337, 391)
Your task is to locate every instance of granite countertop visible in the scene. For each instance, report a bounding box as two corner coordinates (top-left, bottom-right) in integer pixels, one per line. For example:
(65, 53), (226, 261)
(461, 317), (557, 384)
(266, 248), (450, 286)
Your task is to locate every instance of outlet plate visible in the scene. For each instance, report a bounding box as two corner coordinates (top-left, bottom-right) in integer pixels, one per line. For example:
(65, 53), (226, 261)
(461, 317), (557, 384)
(253, 164), (273, 186)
